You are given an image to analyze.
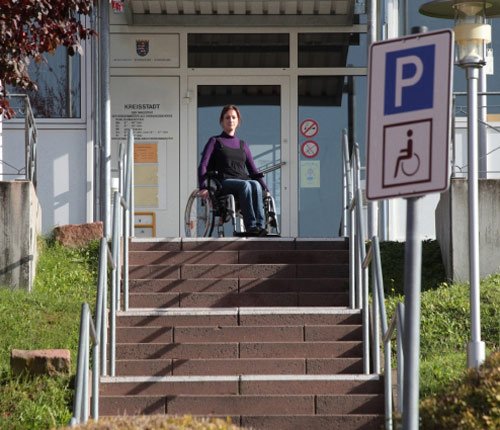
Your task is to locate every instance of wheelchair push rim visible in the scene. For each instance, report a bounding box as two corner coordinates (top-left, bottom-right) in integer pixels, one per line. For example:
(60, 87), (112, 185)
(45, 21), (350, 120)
(184, 188), (215, 237)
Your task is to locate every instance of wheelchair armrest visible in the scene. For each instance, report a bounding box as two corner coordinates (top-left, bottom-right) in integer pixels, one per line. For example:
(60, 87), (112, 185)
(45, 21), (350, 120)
(206, 171), (223, 192)
(249, 172), (264, 180)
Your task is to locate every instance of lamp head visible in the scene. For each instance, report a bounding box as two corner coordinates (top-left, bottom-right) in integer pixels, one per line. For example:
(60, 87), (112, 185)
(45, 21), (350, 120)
(419, 1), (500, 66)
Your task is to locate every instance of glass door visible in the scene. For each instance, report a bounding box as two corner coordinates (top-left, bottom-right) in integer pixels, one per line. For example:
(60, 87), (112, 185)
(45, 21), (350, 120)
(187, 77), (290, 236)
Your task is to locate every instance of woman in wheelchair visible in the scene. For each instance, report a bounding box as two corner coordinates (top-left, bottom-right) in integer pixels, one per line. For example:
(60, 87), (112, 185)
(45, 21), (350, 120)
(198, 104), (269, 237)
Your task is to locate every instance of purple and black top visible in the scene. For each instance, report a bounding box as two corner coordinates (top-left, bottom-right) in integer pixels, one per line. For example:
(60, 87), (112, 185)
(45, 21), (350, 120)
(198, 132), (268, 191)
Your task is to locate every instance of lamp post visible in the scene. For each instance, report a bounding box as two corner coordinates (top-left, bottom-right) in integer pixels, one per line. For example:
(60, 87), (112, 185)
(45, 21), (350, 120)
(420, 0), (500, 369)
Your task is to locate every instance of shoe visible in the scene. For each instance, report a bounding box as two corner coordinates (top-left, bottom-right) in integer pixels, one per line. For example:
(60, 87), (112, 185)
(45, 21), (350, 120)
(258, 227), (268, 237)
(245, 226), (261, 236)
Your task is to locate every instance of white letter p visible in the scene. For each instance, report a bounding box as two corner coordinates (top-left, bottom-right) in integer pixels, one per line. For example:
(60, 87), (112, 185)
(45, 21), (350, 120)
(395, 55), (423, 108)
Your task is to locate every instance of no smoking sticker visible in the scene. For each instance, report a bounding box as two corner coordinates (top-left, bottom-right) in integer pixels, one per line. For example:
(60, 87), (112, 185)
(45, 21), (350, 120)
(301, 140), (319, 158)
(300, 119), (319, 138)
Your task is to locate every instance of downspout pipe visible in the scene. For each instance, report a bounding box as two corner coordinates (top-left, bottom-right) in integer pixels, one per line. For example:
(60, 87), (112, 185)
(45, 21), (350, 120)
(99, 0), (111, 237)
(367, 0), (379, 239)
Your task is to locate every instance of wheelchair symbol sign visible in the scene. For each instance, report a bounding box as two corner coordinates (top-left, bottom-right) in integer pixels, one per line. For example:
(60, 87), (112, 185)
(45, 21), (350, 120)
(366, 29), (453, 200)
(383, 119), (432, 188)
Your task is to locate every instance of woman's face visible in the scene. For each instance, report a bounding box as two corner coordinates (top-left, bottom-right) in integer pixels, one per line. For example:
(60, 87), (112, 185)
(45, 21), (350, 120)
(221, 109), (239, 135)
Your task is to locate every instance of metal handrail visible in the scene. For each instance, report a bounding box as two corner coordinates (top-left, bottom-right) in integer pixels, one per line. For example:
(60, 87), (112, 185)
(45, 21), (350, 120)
(2, 94), (38, 187)
(341, 127), (405, 430)
(341, 130), (370, 374)
(70, 303), (97, 426)
(70, 129), (134, 426)
(452, 92), (500, 177)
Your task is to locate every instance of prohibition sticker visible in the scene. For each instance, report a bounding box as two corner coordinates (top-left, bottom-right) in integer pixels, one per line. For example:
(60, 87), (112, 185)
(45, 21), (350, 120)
(300, 119), (319, 138)
(301, 140), (319, 158)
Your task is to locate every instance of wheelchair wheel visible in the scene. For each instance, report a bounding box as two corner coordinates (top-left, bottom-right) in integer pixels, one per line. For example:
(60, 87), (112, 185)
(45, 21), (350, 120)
(264, 194), (280, 236)
(184, 189), (215, 237)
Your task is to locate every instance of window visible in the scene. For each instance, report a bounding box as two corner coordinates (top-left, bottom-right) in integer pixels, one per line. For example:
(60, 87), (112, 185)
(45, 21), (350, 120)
(9, 46), (81, 118)
(298, 33), (359, 68)
(188, 33), (289, 68)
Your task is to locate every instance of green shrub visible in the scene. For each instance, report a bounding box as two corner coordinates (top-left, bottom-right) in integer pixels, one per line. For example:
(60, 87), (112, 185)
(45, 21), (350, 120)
(419, 278), (499, 357)
(420, 350), (500, 429)
(385, 276), (500, 398)
(379, 239), (447, 296)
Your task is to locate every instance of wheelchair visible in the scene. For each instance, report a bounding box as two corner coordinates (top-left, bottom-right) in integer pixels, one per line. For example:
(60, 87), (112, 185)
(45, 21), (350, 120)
(184, 173), (280, 238)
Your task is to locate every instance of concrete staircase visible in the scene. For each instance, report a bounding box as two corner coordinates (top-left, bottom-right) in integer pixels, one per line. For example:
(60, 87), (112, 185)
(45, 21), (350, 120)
(99, 238), (384, 430)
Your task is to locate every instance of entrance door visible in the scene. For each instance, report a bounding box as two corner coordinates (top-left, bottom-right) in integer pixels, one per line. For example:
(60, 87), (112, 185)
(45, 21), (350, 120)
(186, 77), (290, 236)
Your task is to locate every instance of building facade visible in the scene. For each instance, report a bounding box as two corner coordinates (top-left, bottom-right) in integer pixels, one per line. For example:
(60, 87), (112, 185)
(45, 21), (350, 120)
(2, 0), (500, 240)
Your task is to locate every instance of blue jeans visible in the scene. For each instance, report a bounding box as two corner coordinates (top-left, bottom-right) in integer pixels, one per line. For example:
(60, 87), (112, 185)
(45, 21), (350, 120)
(221, 179), (265, 230)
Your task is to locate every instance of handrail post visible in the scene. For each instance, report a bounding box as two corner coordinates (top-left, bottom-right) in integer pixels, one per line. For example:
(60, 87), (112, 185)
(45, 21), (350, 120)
(343, 131), (356, 309)
(397, 303), (405, 414)
(353, 145), (363, 309)
(356, 186), (370, 374)
(371, 257), (380, 374)
(384, 339), (393, 430)
(95, 239), (107, 376)
(110, 191), (121, 376)
(349, 203), (356, 309)
(342, 129), (350, 237)
(83, 323), (89, 421)
(123, 129), (134, 310)
(71, 304), (89, 425)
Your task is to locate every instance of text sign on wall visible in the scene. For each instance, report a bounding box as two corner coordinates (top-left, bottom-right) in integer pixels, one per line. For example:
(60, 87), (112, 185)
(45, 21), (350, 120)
(110, 33), (180, 67)
(366, 29), (453, 200)
(111, 76), (179, 141)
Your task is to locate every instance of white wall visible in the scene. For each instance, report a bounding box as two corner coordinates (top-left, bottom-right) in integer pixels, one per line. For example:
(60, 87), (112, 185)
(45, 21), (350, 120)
(3, 126), (89, 233)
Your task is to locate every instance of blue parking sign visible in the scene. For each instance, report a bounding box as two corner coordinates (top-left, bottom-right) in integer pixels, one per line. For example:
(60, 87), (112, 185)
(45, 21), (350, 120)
(384, 45), (435, 115)
(367, 29), (453, 200)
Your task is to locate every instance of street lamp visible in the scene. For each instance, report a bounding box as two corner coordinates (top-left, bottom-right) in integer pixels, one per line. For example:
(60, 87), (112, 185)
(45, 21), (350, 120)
(420, 0), (500, 369)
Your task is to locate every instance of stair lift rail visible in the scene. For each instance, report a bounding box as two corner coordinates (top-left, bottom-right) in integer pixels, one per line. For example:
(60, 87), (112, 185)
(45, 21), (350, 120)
(341, 129), (405, 429)
(71, 129), (135, 426)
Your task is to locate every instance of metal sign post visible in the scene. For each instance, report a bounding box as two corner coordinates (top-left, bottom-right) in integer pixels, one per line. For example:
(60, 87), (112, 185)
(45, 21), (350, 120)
(366, 29), (453, 430)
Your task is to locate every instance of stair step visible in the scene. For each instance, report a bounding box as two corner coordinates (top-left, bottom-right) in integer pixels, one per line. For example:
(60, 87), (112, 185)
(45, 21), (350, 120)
(129, 263), (349, 280)
(100, 375), (382, 396)
(116, 322), (362, 345)
(240, 415), (384, 430)
(116, 307), (362, 327)
(129, 278), (348, 293)
(113, 357), (363, 376)
(129, 250), (349, 265)
(105, 237), (379, 424)
(129, 237), (348, 252)
(115, 341), (363, 360)
(164, 394), (384, 415)
(128, 291), (349, 307)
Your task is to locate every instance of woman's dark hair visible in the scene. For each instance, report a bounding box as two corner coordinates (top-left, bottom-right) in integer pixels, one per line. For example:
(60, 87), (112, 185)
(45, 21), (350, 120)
(219, 105), (242, 124)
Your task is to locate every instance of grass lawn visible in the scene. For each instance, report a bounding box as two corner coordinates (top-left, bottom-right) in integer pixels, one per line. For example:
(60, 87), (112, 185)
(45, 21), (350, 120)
(0, 239), (99, 429)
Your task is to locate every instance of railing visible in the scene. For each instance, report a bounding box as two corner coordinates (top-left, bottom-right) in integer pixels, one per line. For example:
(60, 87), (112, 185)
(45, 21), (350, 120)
(70, 241), (114, 425)
(341, 128), (405, 430)
(452, 91), (500, 177)
(341, 130), (370, 373)
(2, 94), (38, 187)
(70, 129), (134, 426)
(364, 236), (406, 430)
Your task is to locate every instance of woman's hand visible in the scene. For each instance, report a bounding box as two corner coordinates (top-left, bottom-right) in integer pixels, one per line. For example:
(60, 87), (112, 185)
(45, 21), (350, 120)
(198, 188), (209, 199)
